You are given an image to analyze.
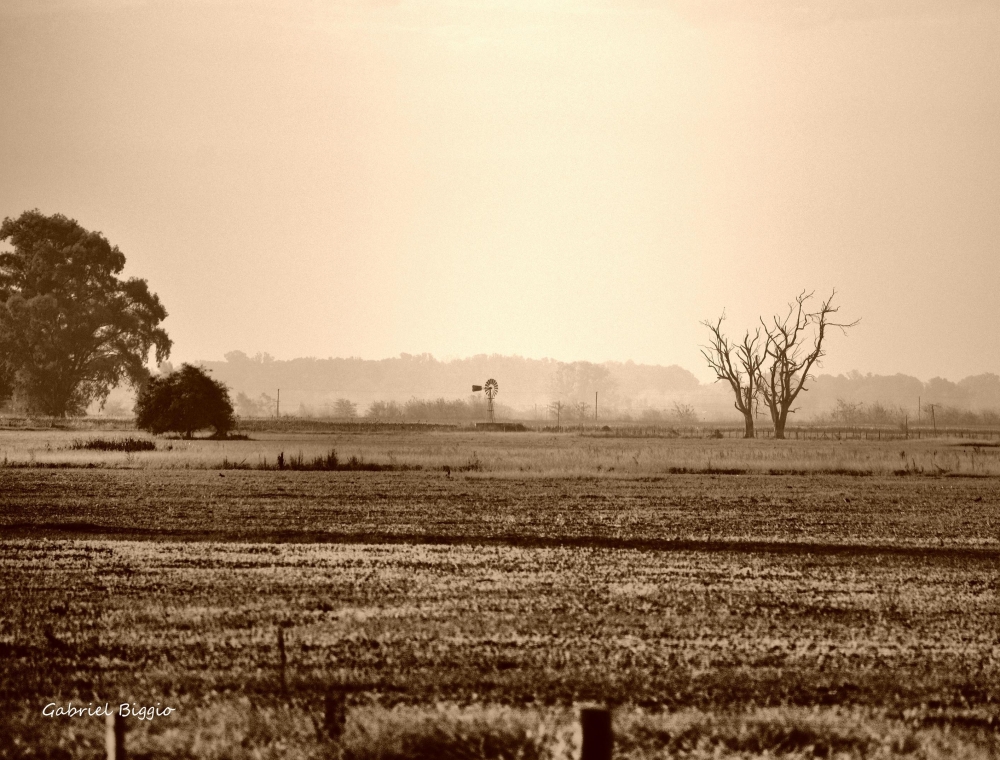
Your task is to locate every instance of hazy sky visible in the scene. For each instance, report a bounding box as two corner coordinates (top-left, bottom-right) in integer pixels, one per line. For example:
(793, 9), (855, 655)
(2, 0), (997, 382)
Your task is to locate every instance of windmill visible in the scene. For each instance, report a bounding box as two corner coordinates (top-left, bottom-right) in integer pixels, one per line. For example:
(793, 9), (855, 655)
(472, 379), (499, 423)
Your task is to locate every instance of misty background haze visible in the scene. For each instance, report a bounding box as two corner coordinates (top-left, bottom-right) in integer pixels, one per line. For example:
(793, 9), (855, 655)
(2, 0), (998, 387)
(202, 353), (1000, 424)
(90, 352), (1000, 427)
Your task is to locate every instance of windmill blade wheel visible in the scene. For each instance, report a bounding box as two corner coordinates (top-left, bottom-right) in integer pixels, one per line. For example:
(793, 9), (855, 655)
(484, 379), (499, 399)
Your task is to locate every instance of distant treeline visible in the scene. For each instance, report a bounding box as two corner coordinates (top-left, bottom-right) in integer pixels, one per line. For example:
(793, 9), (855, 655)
(817, 398), (1000, 428)
(798, 371), (1000, 421)
(102, 354), (1000, 425)
(234, 392), (511, 422)
(201, 351), (700, 412)
(234, 393), (704, 425)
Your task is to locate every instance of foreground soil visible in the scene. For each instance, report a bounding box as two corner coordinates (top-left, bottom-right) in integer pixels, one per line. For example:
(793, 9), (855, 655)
(2, 468), (999, 756)
(2, 538), (999, 712)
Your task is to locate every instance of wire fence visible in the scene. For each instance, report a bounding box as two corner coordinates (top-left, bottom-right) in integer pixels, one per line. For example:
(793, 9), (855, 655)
(580, 424), (1000, 441)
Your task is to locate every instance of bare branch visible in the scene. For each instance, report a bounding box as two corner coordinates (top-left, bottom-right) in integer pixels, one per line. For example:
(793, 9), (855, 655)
(757, 290), (859, 438)
(701, 311), (764, 438)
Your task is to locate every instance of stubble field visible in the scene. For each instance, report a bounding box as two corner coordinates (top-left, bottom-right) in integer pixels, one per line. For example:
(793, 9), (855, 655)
(1, 427), (999, 758)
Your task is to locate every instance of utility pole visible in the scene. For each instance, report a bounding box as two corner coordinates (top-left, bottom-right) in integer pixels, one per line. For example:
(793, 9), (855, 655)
(927, 402), (937, 433)
(276, 389), (280, 418)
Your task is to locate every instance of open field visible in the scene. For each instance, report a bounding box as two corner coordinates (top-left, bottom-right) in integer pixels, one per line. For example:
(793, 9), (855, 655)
(2, 538), (999, 757)
(2, 469), (1000, 551)
(2, 429), (999, 757)
(3, 427), (1000, 476)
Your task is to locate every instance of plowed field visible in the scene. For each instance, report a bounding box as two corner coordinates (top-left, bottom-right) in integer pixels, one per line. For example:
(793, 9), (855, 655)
(2, 469), (999, 550)
(2, 444), (1000, 757)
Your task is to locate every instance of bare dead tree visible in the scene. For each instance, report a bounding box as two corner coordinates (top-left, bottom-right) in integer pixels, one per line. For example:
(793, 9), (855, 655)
(758, 290), (859, 439)
(701, 312), (764, 438)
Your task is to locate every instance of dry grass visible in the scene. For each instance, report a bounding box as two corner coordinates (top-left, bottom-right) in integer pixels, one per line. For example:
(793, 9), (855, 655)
(4, 699), (996, 759)
(69, 436), (157, 452)
(338, 704), (1000, 759)
(3, 425), (999, 757)
(2, 428), (1000, 477)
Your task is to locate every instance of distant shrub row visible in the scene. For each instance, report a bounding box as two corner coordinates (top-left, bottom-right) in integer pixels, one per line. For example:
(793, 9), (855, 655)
(70, 437), (155, 452)
(822, 398), (1000, 428)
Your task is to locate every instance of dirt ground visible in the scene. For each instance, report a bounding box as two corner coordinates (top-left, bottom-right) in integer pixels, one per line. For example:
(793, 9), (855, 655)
(2, 437), (999, 756)
(2, 468), (998, 550)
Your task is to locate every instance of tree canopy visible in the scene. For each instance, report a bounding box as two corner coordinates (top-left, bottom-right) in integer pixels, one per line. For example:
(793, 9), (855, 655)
(702, 291), (857, 439)
(0, 210), (171, 416)
(701, 312), (764, 438)
(758, 290), (858, 438)
(135, 364), (235, 438)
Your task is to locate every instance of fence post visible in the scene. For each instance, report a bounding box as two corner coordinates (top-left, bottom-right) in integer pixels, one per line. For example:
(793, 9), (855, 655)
(324, 688), (347, 741)
(579, 705), (612, 760)
(106, 709), (126, 760)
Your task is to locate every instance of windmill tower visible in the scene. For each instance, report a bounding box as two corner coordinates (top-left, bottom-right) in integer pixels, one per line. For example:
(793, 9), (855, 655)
(484, 378), (498, 423)
(472, 379), (499, 423)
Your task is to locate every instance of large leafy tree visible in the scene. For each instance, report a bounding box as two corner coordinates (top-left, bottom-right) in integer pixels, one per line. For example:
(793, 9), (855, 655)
(135, 364), (235, 438)
(0, 210), (171, 416)
(0, 320), (15, 406)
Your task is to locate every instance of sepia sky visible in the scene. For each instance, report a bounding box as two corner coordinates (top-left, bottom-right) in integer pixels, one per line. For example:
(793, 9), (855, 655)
(1, 0), (998, 382)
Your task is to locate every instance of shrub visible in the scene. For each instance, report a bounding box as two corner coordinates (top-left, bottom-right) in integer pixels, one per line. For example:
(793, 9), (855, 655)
(135, 364), (235, 439)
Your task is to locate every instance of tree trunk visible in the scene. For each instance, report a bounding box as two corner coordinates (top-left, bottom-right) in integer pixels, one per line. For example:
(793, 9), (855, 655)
(743, 411), (755, 439)
(774, 405), (790, 439)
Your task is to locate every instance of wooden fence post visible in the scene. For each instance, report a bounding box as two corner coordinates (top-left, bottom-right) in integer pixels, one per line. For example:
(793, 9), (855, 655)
(106, 709), (126, 760)
(324, 688), (347, 741)
(579, 705), (612, 760)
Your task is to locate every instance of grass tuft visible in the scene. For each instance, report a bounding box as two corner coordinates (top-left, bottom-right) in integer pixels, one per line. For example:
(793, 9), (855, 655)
(338, 705), (999, 759)
(219, 449), (423, 472)
(69, 436), (155, 452)
(342, 704), (565, 760)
